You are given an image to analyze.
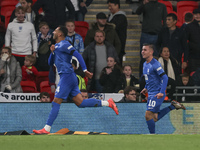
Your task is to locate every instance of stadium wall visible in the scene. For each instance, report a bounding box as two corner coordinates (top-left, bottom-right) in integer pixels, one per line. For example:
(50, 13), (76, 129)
(0, 103), (197, 134)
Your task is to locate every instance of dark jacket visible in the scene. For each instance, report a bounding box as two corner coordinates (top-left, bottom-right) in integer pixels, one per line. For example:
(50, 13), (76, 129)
(157, 27), (188, 63)
(84, 22), (121, 55)
(32, 0), (75, 29)
(9, 9), (40, 32)
(115, 74), (139, 92)
(185, 19), (200, 59)
(78, 0), (93, 15)
(136, 1), (167, 34)
(82, 41), (119, 91)
(118, 96), (138, 103)
(99, 66), (121, 93)
(108, 11), (127, 55)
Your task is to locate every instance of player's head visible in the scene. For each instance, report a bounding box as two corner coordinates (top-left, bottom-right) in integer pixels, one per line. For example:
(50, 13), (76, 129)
(39, 22), (50, 35)
(141, 43), (154, 60)
(65, 19), (75, 34)
(53, 26), (68, 40)
(160, 47), (170, 60)
(122, 65), (132, 77)
(124, 86), (137, 101)
(80, 89), (89, 100)
(39, 92), (51, 102)
(107, 0), (120, 15)
(15, 6), (25, 22)
(24, 55), (36, 67)
(94, 30), (105, 45)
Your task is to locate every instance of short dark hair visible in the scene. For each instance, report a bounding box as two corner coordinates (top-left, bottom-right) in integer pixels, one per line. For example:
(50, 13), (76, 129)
(1, 46), (12, 54)
(143, 43), (154, 51)
(65, 19), (75, 25)
(122, 65), (132, 71)
(124, 86), (137, 96)
(39, 92), (50, 99)
(184, 12), (193, 22)
(25, 0), (33, 3)
(58, 25), (68, 37)
(167, 13), (177, 21)
(107, 0), (120, 8)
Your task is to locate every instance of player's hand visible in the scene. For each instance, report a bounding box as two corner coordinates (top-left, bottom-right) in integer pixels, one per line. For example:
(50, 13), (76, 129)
(155, 93), (164, 99)
(85, 71), (93, 79)
(50, 45), (55, 53)
(140, 88), (147, 95)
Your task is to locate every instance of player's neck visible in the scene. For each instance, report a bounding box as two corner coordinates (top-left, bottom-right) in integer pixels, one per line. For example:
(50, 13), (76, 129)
(56, 37), (65, 43)
(146, 56), (153, 63)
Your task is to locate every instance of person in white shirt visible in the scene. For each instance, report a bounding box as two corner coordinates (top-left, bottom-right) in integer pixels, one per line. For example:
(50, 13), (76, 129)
(5, 6), (37, 67)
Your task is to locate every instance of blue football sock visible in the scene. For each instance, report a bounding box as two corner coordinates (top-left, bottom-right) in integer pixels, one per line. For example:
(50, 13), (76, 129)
(146, 119), (155, 134)
(157, 104), (176, 121)
(46, 102), (60, 126)
(78, 98), (102, 108)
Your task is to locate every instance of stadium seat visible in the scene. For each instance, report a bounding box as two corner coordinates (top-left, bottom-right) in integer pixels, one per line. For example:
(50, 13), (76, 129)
(159, 1), (173, 14)
(4, 11), (12, 28)
(0, 1), (17, 18)
(36, 71), (49, 91)
(40, 81), (54, 102)
(177, 1), (198, 25)
(20, 81), (38, 93)
(74, 21), (89, 42)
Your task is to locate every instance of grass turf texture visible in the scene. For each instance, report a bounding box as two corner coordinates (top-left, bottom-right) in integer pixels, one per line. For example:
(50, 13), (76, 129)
(0, 134), (200, 150)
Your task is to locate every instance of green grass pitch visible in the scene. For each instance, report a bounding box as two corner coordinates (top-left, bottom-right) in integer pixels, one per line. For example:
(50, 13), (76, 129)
(0, 134), (200, 150)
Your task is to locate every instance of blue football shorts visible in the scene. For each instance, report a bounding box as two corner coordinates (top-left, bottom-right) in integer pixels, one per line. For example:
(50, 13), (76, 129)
(55, 73), (80, 100)
(146, 94), (165, 113)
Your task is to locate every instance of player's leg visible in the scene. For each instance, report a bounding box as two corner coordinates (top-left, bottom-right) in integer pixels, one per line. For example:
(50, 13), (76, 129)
(72, 93), (119, 115)
(157, 100), (186, 121)
(145, 110), (156, 134)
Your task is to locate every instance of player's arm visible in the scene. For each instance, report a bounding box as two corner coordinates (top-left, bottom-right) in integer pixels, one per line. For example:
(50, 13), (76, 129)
(155, 73), (168, 99)
(72, 50), (93, 79)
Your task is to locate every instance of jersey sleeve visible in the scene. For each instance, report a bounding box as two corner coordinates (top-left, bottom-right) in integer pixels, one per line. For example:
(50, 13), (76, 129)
(154, 61), (165, 76)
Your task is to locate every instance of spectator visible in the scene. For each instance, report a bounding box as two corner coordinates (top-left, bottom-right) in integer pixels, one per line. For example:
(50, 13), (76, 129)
(84, 12), (121, 55)
(115, 65), (139, 93)
(9, 0), (40, 32)
(22, 55), (38, 81)
(36, 22), (54, 71)
(99, 56), (121, 93)
(68, 0), (93, 21)
(157, 13), (188, 71)
(158, 47), (181, 100)
(136, 0), (167, 77)
(0, 47), (22, 93)
(32, 0), (75, 30)
(176, 73), (195, 102)
(80, 89), (89, 99)
(118, 86), (138, 103)
(5, 6), (37, 67)
(0, 32), (4, 50)
(82, 30), (119, 92)
(65, 20), (84, 54)
(39, 92), (51, 102)
(192, 67), (200, 86)
(180, 12), (193, 31)
(185, 8), (200, 73)
(107, 0), (127, 66)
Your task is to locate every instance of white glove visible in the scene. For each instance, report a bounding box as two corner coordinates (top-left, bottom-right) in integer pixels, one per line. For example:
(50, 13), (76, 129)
(5, 85), (12, 91)
(1, 54), (9, 61)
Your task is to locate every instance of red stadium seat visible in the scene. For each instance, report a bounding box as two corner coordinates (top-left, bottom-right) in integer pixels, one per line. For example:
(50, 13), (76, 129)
(4, 11), (12, 28)
(20, 81), (38, 93)
(35, 71), (49, 91)
(159, 1), (173, 14)
(177, 1), (198, 25)
(0, 1), (17, 17)
(74, 21), (89, 42)
(40, 81), (54, 102)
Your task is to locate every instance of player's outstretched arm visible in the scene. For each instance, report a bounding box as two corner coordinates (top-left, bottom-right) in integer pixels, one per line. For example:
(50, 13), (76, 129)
(141, 88), (147, 95)
(73, 50), (87, 71)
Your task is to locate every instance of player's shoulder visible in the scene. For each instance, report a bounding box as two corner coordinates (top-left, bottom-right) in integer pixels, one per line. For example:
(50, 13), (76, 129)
(151, 58), (161, 68)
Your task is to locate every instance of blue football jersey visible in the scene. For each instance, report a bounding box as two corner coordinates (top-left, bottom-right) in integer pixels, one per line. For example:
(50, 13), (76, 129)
(51, 40), (75, 74)
(143, 58), (165, 96)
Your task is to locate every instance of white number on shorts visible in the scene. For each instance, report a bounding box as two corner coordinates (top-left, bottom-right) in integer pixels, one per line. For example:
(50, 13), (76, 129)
(148, 100), (156, 107)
